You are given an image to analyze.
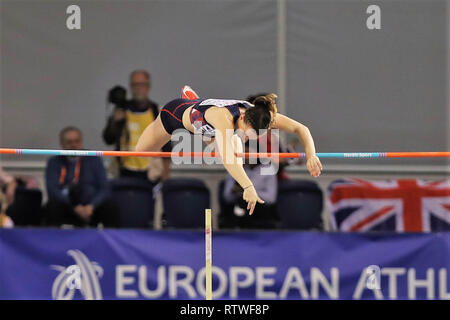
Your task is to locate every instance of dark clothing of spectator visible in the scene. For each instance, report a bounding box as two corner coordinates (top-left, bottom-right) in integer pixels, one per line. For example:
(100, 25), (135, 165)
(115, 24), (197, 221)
(102, 99), (171, 179)
(119, 168), (149, 179)
(44, 155), (118, 227)
(45, 198), (118, 228)
(220, 164), (280, 229)
(103, 99), (160, 146)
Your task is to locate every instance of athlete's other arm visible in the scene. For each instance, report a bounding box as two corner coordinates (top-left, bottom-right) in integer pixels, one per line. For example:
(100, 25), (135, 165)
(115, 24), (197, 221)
(206, 108), (264, 215)
(271, 113), (323, 177)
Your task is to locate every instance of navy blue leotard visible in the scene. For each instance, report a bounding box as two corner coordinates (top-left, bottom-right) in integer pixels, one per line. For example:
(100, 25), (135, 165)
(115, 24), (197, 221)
(160, 98), (252, 137)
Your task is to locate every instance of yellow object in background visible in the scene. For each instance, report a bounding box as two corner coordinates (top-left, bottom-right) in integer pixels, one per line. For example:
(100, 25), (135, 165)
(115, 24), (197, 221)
(120, 109), (155, 171)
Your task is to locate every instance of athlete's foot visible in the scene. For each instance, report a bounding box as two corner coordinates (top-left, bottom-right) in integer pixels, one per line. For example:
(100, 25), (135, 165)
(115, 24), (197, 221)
(181, 85), (199, 100)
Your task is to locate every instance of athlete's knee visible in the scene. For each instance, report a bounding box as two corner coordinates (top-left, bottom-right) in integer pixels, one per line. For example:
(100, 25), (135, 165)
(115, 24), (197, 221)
(135, 139), (158, 152)
(135, 141), (151, 152)
(135, 136), (150, 152)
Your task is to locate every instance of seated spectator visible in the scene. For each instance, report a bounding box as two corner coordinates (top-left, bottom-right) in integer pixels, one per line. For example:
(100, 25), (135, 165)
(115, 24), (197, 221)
(0, 189), (14, 228)
(0, 166), (17, 205)
(44, 126), (119, 228)
(0, 166), (40, 205)
(221, 143), (279, 229)
(102, 70), (171, 182)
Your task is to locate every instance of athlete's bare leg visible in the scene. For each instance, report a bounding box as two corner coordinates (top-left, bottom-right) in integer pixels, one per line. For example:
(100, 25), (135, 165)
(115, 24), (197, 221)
(135, 115), (172, 152)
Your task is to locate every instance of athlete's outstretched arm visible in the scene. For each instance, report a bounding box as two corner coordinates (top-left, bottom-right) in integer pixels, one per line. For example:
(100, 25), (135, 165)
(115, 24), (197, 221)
(272, 113), (323, 177)
(207, 109), (264, 215)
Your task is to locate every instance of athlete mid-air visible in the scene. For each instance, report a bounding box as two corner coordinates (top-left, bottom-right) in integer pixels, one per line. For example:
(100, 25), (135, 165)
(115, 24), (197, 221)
(136, 86), (322, 215)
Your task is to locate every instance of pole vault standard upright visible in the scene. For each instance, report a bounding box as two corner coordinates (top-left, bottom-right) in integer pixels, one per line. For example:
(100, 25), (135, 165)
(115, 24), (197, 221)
(205, 209), (212, 301)
(0, 148), (449, 158)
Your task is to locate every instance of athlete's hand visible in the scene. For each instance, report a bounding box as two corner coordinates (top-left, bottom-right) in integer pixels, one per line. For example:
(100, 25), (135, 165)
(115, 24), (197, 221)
(306, 154), (323, 177)
(243, 185), (264, 215)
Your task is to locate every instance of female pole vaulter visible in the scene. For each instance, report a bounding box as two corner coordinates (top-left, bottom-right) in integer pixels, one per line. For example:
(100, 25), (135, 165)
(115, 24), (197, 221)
(136, 86), (323, 215)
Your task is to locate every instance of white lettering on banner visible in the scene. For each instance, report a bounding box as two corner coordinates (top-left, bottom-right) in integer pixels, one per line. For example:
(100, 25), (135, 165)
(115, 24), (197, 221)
(229, 267), (255, 299)
(169, 266), (197, 298)
(113, 265), (450, 300)
(196, 266), (228, 299)
(311, 267), (339, 299)
(279, 267), (309, 299)
(354, 268), (384, 299)
(116, 265), (138, 298)
(256, 267), (277, 299)
(408, 268), (435, 300)
(139, 266), (166, 298)
(381, 268), (406, 300)
(115, 265), (338, 299)
(439, 268), (450, 299)
(49, 250), (450, 300)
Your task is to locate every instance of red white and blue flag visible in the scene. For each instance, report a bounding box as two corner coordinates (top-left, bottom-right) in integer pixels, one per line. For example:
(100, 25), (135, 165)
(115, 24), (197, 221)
(327, 179), (450, 232)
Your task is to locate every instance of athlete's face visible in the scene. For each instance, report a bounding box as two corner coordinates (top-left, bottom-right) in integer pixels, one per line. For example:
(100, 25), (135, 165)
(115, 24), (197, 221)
(236, 115), (258, 142)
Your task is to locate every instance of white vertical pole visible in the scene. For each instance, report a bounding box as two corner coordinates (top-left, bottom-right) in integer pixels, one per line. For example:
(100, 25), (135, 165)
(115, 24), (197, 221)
(205, 208), (212, 300)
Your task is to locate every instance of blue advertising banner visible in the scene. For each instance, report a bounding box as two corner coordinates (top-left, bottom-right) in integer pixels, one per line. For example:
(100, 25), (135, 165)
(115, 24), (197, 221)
(0, 229), (450, 300)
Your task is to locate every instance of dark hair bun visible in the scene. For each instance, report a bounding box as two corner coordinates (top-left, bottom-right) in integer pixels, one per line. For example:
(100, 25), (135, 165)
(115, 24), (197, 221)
(243, 93), (278, 131)
(254, 93), (278, 114)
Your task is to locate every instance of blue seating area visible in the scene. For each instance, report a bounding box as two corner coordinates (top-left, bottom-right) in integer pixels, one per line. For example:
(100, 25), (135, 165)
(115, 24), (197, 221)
(110, 177), (156, 228)
(7, 177), (325, 230)
(162, 178), (211, 229)
(276, 180), (323, 230)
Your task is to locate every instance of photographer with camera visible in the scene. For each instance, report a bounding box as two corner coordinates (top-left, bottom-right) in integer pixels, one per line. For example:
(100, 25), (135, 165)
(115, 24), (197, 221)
(103, 70), (171, 181)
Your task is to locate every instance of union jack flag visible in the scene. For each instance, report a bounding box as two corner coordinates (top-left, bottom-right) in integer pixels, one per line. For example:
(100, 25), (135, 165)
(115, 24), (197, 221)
(327, 179), (450, 232)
